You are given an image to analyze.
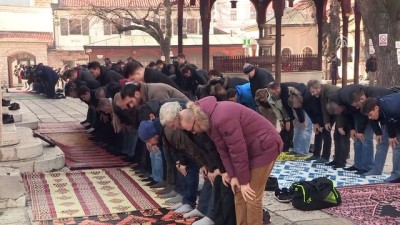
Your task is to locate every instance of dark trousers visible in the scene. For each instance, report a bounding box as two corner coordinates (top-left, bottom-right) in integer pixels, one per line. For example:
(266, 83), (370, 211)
(162, 146), (176, 185)
(44, 80), (57, 98)
(177, 160), (199, 207)
(213, 176), (236, 225)
(280, 121), (294, 151)
(313, 129), (332, 159)
(197, 179), (215, 220)
(333, 125), (350, 166)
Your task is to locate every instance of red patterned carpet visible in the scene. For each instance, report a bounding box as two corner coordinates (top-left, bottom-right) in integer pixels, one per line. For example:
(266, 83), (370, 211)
(23, 168), (163, 221)
(39, 208), (197, 225)
(324, 183), (400, 225)
(38, 122), (131, 169)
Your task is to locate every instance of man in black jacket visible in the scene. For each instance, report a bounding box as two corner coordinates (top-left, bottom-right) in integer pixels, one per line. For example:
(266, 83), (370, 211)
(88, 61), (124, 86)
(362, 93), (400, 182)
(180, 64), (209, 99)
(123, 61), (180, 90)
(242, 63), (274, 98)
(66, 68), (100, 90)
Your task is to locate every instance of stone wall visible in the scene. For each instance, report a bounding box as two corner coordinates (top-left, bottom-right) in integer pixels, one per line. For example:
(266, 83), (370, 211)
(0, 42), (48, 86)
(47, 50), (89, 69)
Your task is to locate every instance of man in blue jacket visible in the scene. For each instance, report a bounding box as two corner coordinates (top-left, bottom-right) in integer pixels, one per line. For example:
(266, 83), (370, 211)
(362, 93), (400, 183)
(35, 64), (59, 98)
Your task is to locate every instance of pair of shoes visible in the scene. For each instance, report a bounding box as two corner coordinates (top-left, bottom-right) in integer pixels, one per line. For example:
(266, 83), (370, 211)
(150, 181), (167, 189)
(343, 165), (360, 171)
(263, 209), (271, 224)
(2, 99), (10, 106)
(265, 177), (279, 191)
(286, 151), (300, 155)
(333, 164), (346, 169)
(183, 208), (205, 219)
(8, 102), (20, 110)
(314, 158), (329, 164)
(274, 188), (291, 203)
(2, 114), (14, 124)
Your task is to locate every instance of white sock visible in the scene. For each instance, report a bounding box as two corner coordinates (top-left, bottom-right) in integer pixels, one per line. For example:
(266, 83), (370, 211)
(183, 208), (205, 218)
(192, 216), (214, 225)
(174, 204), (193, 213)
(171, 202), (183, 210)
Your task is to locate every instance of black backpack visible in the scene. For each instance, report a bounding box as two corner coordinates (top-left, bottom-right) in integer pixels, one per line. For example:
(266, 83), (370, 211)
(289, 177), (341, 211)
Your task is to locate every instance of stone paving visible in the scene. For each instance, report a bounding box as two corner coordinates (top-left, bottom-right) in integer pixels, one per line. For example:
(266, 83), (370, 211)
(1, 83), (394, 225)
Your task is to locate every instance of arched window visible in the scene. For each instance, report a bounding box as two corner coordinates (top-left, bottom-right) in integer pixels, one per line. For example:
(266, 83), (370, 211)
(282, 48), (292, 56)
(302, 47), (313, 55)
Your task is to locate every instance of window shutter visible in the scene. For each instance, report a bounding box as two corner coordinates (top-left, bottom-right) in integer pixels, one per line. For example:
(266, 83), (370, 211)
(60, 18), (68, 35)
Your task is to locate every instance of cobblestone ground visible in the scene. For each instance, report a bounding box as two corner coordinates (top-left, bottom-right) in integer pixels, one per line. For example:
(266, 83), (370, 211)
(2, 79), (393, 224)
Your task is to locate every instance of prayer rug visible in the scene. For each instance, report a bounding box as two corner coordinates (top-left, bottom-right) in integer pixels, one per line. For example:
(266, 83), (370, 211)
(271, 160), (389, 189)
(23, 167), (167, 221)
(38, 208), (197, 225)
(276, 152), (310, 161)
(39, 126), (131, 169)
(37, 122), (87, 134)
(323, 183), (400, 225)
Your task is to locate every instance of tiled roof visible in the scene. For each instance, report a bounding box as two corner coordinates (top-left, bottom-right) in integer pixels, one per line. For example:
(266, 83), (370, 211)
(58, 0), (199, 8)
(0, 32), (53, 46)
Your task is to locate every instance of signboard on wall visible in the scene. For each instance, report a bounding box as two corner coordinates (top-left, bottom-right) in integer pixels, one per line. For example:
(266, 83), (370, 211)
(379, 34), (388, 46)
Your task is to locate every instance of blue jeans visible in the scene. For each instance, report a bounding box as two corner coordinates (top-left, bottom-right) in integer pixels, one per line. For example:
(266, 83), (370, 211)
(177, 160), (199, 207)
(150, 147), (163, 182)
(353, 123), (375, 171)
(386, 129), (400, 181)
(369, 125), (390, 174)
(197, 179), (215, 220)
(293, 111), (313, 155)
(122, 129), (138, 157)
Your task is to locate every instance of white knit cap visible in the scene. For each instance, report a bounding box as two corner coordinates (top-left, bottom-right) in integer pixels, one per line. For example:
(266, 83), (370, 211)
(159, 102), (182, 125)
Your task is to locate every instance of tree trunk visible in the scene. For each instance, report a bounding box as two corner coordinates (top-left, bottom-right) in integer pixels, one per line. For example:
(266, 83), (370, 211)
(357, 0), (400, 87)
(327, 0), (340, 56)
(163, 2), (173, 63)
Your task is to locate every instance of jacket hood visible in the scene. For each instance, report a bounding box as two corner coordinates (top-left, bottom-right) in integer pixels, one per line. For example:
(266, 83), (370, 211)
(197, 96), (218, 117)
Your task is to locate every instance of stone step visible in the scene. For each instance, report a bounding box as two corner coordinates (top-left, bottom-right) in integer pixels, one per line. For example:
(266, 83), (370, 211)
(0, 176), (26, 209)
(7, 109), (22, 123)
(14, 115), (38, 130)
(2, 124), (19, 146)
(0, 127), (42, 162)
(0, 144), (65, 173)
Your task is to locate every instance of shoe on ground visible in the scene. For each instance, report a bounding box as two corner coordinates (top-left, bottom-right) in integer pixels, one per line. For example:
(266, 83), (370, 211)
(2, 114), (14, 124)
(314, 158), (329, 164)
(343, 165), (360, 171)
(150, 181), (167, 189)
(385, 176), (400, 183)
(286, 151), (300, 155)
(165, 194), (183, 203)
(8, 102), (20, 110)
(174, 204), (193, 213)
(2, 99), (10, 106)
(265, 177), (279, 191)
(80, 120), (88, 125)
(333, 164), (346, 169)
(274, 188), (291, 203)
(363, 171), (382, 176)
(263, 209), (271, 224)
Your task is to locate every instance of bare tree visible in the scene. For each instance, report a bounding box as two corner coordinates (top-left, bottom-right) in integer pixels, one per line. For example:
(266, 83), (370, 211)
(357, 0), (400, 87)
(85, 0), (176, 62)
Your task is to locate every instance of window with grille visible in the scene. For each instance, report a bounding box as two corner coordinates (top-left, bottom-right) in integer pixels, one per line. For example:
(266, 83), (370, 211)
(230, 10), (237, 21)
(302, 47), (313, 55)
(60, 18), (89, 36)
(282, 48), (292, 56)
